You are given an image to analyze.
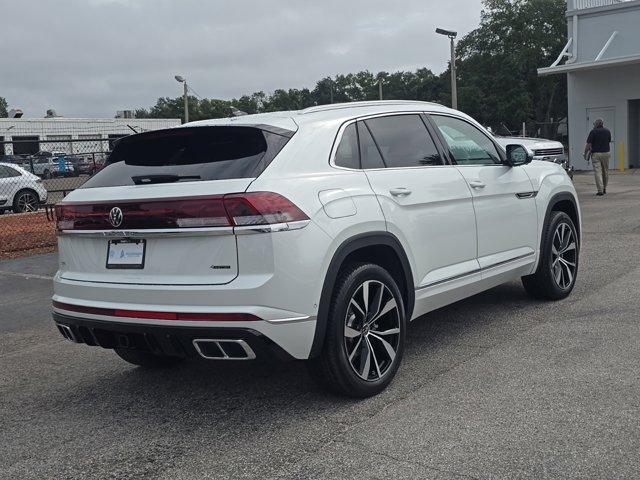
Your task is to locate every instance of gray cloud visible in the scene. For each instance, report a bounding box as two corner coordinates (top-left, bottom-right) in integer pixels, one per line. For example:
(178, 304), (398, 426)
(1, 0), (483, 117)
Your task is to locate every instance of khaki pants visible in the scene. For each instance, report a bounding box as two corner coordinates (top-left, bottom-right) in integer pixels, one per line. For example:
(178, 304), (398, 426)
(592, 152), (610, 193)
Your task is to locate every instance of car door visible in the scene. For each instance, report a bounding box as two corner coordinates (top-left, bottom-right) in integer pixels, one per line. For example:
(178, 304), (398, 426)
(0, 165), (21, 206)
(357, 113), (479, 308)
(428, 114), (538, 271)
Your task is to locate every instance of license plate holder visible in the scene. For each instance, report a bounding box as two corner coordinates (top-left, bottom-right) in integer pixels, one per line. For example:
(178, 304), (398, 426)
(106, 239), (146, 269)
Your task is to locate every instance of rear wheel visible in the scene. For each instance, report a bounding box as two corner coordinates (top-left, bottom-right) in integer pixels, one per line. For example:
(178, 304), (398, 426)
(114, 348), (183, 368)
(522, 211), (579, 300)
(13, 189), (40, 213)
(308, 263), (406, 397)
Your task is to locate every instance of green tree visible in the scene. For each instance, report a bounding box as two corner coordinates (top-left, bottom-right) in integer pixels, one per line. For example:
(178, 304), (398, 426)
(456, 0), (568, 137)
(0, 96), (8, 118)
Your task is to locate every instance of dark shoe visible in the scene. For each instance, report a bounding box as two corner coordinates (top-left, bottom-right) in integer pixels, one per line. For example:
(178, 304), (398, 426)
(603, 189), (607, 194)
(596, 192), (604, 196)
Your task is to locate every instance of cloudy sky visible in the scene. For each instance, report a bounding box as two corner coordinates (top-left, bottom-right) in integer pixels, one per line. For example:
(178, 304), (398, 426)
(2, 0), (483, 118)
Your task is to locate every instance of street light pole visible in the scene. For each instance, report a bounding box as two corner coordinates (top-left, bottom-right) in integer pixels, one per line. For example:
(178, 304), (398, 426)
(436, 28), (458, 110)
(174, 75), (189, 123)
(449, 36), (457, 110)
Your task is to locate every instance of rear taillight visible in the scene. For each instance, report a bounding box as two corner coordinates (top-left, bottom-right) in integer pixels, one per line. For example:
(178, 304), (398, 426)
(55, 192), (308, 231)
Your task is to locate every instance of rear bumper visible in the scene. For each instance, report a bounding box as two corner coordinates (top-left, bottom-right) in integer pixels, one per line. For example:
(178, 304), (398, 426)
(53, 312), (298, 361)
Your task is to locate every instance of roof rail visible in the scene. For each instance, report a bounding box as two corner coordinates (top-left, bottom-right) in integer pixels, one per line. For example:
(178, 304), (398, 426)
(299, 100), (440, 115)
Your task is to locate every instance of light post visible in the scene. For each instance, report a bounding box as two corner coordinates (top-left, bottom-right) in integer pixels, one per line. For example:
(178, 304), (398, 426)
(174, 75), (189, 123)
(436, 28), (458, 110)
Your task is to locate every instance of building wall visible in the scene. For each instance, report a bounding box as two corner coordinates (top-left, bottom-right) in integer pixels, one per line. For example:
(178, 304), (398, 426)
(567, 1), (640, 63)
(568, 63), (640, 170)
(0, 118), (180, 155)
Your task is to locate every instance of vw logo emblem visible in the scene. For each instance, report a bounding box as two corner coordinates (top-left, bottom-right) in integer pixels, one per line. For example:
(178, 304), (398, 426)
(109, 207), (123, 228)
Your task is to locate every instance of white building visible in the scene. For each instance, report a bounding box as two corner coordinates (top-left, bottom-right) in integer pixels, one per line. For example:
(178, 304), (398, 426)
(0, 117), (180, 157)
(539, 0), (640, 170)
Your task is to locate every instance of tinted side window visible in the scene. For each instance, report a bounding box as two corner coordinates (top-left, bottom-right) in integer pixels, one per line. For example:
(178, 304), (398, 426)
(364, 115), (442, 168)
(431, 115), (501, 166)
(357, 122), (385, 169)
(334, 124), (360, 169)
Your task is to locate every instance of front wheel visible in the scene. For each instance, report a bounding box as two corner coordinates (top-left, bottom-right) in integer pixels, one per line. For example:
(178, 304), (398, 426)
(307, 263), (406, 398)
(522, 211), (579, 300)
(114, 348), (183, 368)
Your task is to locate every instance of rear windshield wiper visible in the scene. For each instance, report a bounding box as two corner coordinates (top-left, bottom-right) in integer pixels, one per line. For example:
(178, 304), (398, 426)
(131, 174), (201, 185)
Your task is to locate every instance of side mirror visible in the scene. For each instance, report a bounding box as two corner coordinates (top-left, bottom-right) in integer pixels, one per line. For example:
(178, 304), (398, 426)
(506, 144), (533, 167)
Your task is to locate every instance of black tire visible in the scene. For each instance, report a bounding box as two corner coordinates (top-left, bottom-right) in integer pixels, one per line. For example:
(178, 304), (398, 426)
(12, 189), (40, 213)
(307, 263), (406, 398)
(522, 211), (579, 300)
(114, 348), (183, 368)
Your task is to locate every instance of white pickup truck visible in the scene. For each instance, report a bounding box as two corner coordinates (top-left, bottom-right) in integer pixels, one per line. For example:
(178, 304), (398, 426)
(495, 137), (572, 178)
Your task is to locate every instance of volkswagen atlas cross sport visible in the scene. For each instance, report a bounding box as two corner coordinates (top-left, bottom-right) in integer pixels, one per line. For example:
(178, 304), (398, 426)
(53, 101), (580, 397)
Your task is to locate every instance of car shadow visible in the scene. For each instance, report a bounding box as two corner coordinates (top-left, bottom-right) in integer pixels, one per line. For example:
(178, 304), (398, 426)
(48, 280), (536, 412)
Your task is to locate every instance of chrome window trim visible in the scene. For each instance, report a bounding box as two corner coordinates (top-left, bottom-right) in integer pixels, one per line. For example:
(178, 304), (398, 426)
(328, 111), (454, 172)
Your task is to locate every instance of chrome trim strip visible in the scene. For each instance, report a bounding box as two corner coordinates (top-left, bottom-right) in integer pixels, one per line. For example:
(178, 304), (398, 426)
(265, 315), (315, 325)
(233, 220), (310, 235)
(192, 339), (256, 360)
(515, 191), (538, 199)
(59, 220), (310, 238)
(59, 227), (234, 238)
(482, 252), (536, 271)
(415, 269), (481, 290)
(415, 252), (535, 291)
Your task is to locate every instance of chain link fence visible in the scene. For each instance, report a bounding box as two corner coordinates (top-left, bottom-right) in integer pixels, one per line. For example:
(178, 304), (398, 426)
(0, 136), (124, 259)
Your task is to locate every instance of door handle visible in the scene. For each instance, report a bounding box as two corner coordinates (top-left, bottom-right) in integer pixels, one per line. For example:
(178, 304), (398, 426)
(390, 188), (412, 197)
(469, 180), (486, 189)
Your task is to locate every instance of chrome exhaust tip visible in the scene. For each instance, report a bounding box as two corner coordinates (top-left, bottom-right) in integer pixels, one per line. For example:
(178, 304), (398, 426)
(192, 339), (256, 360)
(57, 323), (79, 343)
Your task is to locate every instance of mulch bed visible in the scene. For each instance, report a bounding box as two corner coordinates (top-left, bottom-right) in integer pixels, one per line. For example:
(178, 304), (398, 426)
(0, 212), (57, 260)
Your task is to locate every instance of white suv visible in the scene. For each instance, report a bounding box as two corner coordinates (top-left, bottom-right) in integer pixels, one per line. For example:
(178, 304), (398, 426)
(53, 101), (580, 397)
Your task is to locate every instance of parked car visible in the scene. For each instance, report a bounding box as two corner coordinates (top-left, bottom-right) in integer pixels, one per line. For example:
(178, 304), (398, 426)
(52, 101), (580, 397)
(495, 136), (572, 178)
(0, 162), (48, 213)
(65, 155), (101, 175)
(27, 151), (76, 178)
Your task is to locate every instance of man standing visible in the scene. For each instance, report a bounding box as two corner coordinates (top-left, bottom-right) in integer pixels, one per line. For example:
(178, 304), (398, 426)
(584, 118), (612, 196)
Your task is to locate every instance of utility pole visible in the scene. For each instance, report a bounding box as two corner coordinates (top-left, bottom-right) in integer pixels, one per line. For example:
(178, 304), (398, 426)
(174, 75), (189, 123)
(329, 80), (334, 104)
(436, 28), (458, 110)
(378, 77), (383, 100)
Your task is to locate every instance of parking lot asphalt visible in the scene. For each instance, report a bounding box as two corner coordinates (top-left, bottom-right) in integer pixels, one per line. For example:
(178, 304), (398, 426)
(2, 172), (640, 479)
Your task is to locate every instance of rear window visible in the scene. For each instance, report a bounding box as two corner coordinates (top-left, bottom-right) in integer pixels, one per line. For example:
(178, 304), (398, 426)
(81, 126), (292, 188)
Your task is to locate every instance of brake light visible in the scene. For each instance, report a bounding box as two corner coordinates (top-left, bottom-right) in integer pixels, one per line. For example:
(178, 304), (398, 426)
(224, 192), (308, 226)
(55, 192), (308, 231)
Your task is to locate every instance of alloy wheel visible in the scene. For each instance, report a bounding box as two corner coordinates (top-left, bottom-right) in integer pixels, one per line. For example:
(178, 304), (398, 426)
(551, 222), (577, 290)
(343, 280), (401, 381)
(17, 192), (39, 213)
